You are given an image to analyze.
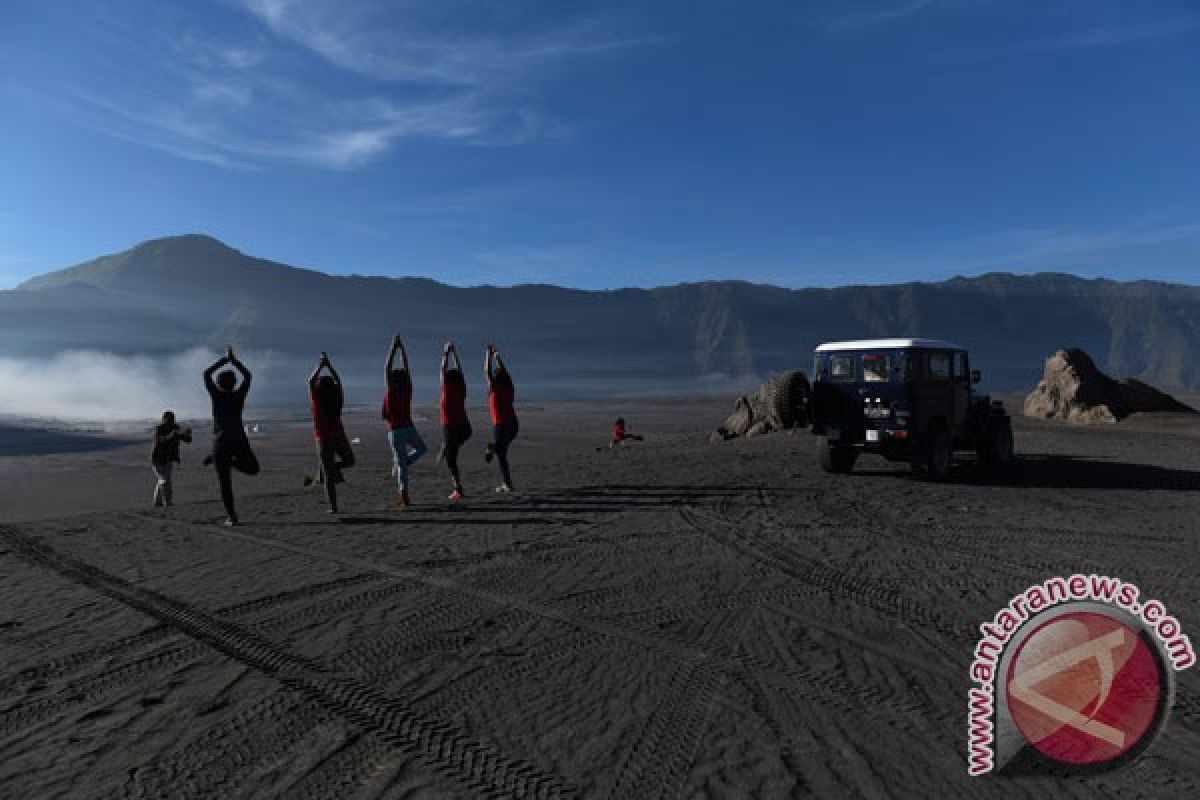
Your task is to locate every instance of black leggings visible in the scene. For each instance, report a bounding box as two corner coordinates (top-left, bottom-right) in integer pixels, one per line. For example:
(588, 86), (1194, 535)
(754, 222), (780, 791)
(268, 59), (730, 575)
(214, 437), (260, 522)
(317, 435), (356, 511)
(442, 424), (472, 485)
(492, 422), (518, 487)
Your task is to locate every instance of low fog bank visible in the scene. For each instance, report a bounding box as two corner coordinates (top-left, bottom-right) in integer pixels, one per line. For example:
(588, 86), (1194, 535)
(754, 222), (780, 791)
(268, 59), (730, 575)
(0, 349), (769, 428)
(0, 349), (297, 426)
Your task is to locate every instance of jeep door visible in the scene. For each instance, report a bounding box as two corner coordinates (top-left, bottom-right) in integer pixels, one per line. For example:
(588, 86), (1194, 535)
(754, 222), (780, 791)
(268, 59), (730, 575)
(951, 350), (971, 433)
(914, 349), (954, 434)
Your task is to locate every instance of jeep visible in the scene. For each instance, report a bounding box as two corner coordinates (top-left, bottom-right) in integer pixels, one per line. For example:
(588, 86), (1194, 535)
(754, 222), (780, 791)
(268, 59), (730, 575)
(809, 338), (1014, 480)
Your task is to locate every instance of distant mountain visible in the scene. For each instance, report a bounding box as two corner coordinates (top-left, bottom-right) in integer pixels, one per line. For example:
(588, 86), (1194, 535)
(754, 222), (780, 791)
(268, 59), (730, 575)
(6, 234), (1199, 398)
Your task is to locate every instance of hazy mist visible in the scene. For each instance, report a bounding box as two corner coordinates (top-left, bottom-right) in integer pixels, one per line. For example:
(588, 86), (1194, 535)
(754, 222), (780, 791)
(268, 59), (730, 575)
(0, 349), (282, 424)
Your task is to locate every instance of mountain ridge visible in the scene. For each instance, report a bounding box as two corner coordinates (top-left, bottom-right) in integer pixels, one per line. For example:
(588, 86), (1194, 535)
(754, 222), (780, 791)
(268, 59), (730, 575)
(7, 234), (1200, 396)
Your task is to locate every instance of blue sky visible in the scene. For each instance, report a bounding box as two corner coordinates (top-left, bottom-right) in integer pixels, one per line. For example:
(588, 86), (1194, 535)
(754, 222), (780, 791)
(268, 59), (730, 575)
(2, 0), (1198, 289)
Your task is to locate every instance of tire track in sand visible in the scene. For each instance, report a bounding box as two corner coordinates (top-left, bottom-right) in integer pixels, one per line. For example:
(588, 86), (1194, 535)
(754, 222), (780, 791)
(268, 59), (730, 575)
(0, 525), (574, 800)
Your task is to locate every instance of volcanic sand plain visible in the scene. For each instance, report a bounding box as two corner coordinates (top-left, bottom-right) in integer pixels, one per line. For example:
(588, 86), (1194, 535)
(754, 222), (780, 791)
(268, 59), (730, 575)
(1, 397), (1198, 798)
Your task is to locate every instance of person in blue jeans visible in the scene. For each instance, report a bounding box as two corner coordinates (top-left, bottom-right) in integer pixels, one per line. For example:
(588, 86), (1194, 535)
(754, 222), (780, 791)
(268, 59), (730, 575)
(383, 335), (426, 506)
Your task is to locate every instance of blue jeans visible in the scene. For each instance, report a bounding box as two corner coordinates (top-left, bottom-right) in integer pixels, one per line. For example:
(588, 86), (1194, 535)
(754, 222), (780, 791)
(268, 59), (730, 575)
(388, 426), (427, 490)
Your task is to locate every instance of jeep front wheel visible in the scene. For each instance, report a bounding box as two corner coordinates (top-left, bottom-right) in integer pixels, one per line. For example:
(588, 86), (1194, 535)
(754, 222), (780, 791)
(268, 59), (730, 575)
(914, 426), (953, 481)
(817, 435), (857, 474)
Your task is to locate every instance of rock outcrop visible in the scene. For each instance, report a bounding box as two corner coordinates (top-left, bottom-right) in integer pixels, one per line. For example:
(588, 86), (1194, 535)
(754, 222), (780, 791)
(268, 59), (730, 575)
(713, 371), (811, 441)
(1024, 348), (1195, 423)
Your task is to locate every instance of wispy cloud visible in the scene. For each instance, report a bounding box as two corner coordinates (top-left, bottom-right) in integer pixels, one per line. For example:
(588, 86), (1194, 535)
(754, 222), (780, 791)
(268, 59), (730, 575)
(986, 220), (1200, 260)
(1012, 16), (1198, 53)
(33, 1), (652, 170)
(237, 0), (653, 86)
(819, 0), (937, 31)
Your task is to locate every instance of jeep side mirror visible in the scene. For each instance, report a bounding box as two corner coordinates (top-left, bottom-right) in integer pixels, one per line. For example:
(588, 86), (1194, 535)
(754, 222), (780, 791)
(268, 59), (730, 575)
(971, 369), (981, 384)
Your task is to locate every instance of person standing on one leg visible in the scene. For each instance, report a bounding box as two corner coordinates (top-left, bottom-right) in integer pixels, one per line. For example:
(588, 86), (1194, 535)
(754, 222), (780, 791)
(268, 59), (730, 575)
(383, 335), (426, 506)
(203, 346), (260, 526)
(439, 341), (472, 501)
(306, 352), (355, 513)
(484, 344), (519, 493)
(151, 411), (191, 508)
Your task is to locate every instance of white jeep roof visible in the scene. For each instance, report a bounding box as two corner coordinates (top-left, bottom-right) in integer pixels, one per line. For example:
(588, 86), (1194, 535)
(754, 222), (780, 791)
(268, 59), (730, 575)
(815, 338), (963, 352)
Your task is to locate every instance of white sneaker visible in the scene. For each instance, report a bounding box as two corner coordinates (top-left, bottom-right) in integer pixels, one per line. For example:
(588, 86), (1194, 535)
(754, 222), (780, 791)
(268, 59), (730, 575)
(494, 484), (513, 494)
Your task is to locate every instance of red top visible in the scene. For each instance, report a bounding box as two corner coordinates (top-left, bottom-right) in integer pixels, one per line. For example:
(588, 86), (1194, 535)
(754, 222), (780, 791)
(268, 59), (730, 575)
(382, 380), (413, 430)
(489, 383), (517, 426)
(613, 421), (625, 441)
(440, 379), (469, 427)
(310, 387), (346, 441)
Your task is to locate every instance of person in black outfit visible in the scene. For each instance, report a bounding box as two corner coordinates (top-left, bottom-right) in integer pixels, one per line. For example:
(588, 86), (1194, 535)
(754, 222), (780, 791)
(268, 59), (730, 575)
(203, 346), (260, 526)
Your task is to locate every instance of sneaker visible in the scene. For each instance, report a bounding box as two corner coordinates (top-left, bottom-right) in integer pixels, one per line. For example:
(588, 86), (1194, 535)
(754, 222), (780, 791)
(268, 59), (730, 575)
(222, 517), (238, 527)
(448, 489), (464, 501)
(484, 445), (494, 463)
(494, 484), (513, 494)
(303, 474), (314, 488)
(202, 454), (214, 467)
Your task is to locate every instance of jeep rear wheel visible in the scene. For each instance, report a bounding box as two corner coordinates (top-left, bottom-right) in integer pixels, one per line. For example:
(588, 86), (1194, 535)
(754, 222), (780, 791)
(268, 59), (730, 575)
(817, 435), (857, 474)
(978, 420), (1014, 467)
(914, 426), (953, 481)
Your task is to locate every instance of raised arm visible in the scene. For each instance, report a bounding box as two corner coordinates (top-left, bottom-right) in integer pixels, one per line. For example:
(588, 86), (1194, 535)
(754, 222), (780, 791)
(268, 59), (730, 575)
(441, 341), (456, 385)
(203, 352), (230, 394)
(484, 344), (495, 387)
(386, 336), (400, 385)
(309, 353), (325, 390)
(494, 352), (509, 380)
(228, 347), (252, 394)
(398, 339), (410, 372)
(325, 354), (342, 386)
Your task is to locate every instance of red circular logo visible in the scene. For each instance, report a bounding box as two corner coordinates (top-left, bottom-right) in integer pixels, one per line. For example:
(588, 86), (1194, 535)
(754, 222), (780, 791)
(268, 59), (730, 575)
(1005, 611), (1163, 766)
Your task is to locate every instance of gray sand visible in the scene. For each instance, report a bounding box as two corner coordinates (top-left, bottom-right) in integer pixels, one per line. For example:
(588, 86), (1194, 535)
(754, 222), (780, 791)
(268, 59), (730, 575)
(1, 398), (1198, 798)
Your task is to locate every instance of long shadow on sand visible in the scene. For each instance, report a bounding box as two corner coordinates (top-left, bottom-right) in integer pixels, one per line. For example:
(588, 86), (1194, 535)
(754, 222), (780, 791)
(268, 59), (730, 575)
(854, 455), (1200, 491)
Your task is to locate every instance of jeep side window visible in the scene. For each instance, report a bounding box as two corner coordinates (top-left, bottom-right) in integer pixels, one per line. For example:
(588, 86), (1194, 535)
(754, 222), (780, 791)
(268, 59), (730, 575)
(829, 354), (854, 382)
(929, 351), (951, 381)
(862, 354), (888, 382)
(954, 352), (968, 384)
(905, 351), (924, 380)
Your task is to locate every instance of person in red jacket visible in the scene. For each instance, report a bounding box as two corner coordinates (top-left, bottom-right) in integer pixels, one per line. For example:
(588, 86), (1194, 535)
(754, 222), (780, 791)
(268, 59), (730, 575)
(383, 335), (426, 506)
(305, 352), (355, 513)
(484, 344), (518, 493)
(438, 341), (471, 501)
(610, 417), (644, 448)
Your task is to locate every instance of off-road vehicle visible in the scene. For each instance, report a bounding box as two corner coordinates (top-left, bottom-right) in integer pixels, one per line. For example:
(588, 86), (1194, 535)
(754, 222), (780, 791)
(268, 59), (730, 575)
(809, 338), (1014, 480)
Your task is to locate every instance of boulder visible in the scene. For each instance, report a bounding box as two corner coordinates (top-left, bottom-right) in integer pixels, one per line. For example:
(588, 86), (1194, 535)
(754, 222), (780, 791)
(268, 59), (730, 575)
(714, 370), (811, 440)
(1023, 348), (1195, 423)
